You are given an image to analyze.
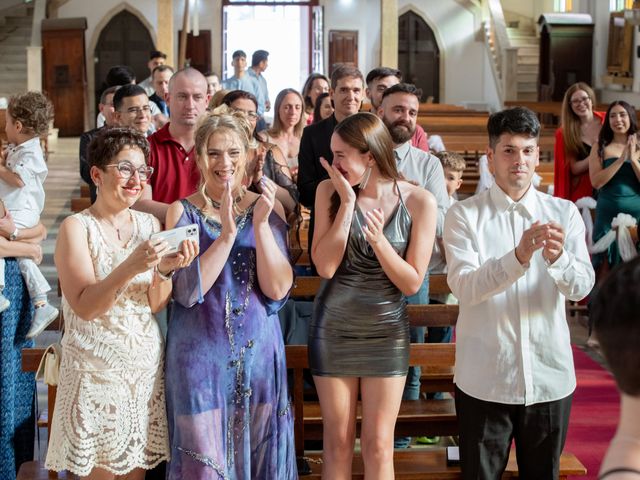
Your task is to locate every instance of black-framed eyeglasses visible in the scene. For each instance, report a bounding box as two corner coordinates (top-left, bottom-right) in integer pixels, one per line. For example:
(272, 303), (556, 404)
(570, 96), (591, 106)
(105, 161), (154, 181)
(121, 105), (151, 116)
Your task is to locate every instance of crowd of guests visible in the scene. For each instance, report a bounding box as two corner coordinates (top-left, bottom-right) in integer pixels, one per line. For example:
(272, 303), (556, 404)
(1, 49), (637, 480)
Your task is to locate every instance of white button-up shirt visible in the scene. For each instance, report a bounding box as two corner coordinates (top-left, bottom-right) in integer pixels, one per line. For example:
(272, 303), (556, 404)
(1, 136), (48, 227)
(444, 183), (595, 405)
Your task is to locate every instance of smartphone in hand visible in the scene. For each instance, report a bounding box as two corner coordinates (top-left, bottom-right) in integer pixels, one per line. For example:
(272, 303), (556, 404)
(150, 224), (199, 255)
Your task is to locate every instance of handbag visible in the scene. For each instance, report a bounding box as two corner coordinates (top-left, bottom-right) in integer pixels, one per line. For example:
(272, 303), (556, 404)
(36, 343), (62, 386)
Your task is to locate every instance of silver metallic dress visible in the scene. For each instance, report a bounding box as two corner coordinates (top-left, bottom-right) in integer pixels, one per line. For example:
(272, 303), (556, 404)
(308, 193), (412, 377)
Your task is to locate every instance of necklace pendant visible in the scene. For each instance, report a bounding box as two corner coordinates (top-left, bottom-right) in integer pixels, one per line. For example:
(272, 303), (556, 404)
(116, 228), (121, 241)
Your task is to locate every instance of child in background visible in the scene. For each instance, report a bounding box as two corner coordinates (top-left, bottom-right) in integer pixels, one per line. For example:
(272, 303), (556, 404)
(429, 151), (465, 294)
(0, 91), (58, 337)
(412, 151), (465, 445)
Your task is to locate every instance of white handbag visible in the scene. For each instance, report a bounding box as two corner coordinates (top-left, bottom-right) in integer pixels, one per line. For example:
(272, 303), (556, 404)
(35, 343), (61, 386)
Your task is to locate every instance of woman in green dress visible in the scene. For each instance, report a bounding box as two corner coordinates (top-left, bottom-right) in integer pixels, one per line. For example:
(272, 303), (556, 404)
(589, 100), (640, 274)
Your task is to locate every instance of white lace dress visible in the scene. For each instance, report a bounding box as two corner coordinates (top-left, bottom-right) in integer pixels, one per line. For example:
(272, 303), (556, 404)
(45, 209), (169, 476)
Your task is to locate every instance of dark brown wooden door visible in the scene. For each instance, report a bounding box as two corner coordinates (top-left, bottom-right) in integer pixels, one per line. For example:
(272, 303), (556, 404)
(42, 19), (87, 136)
(328, 30), (358, 73)
(178, 30), (212, 74)
(398, 11), (440, 103)
(94, 11), (154, 107)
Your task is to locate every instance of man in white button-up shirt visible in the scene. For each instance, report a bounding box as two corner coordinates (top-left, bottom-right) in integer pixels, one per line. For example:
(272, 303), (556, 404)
(444, 107), (595, 479)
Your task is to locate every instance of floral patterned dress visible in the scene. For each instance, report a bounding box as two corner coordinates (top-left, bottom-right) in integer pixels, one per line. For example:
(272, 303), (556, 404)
(45, 209), (169, 476)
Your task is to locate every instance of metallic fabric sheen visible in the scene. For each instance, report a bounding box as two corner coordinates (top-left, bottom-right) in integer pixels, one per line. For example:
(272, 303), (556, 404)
(309, 196), (412, 377)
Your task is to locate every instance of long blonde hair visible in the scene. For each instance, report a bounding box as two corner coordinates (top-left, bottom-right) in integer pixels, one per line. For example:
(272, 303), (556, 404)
(194, 110), (252, 200)
(561, 82), (596, 156)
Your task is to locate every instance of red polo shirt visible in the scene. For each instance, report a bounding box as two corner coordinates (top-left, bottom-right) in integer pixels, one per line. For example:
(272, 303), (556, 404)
(147, 123), (201, 203)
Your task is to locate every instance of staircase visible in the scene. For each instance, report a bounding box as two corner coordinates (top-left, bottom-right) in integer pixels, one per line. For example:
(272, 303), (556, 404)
(0, 2), (33, 100)
(505, 17), (540, 101)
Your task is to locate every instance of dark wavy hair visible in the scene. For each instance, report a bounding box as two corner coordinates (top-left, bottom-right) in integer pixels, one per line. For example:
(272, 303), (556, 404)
(592, 256), (640, 395)
(312, 92), (331, 124)
(301, 73), (329, 113)
(598, 100), (638, 159)
(88, 127), (150, 170)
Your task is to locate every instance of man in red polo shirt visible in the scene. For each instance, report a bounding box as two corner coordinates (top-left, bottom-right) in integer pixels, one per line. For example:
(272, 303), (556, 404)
(135, 67), (210, 222)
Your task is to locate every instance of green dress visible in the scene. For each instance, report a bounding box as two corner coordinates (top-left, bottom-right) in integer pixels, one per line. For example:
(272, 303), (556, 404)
(592, 157), (640, 268)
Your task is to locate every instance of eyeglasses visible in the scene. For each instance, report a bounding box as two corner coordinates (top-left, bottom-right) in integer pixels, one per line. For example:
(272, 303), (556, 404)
(121, 105), (151, 116)
(105, 161), (154, 181)
(570, 96), (591, 106)
(231, 108), (259, 120)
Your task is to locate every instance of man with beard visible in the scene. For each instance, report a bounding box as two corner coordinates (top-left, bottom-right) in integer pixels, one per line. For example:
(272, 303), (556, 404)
(135, 67), (210, 223)
(378, 82), (449, 448)
(366, 67), (429, 151)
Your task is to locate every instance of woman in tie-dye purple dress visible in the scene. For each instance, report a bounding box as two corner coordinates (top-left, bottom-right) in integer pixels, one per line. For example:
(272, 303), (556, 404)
(164, 111), (297, 480)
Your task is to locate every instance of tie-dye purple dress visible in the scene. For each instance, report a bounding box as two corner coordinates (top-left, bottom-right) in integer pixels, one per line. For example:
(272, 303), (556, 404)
(165, 199), (297, 480)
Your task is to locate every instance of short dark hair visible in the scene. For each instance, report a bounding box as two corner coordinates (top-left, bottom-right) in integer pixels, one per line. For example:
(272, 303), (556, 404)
(88, 127), (150, 170)
(366, 67), (402, 86)
(152, 64), (174, 78)
(232, 50), (246, 60)
(204, 71), (219, 78)
(99, 86), (119, 106)
(330, 64), (364, 90)
(105, 65), (136, 87)
(487, 107), (540, 149)
(592, 257), (640, 396)
(251, 49), (269, 67)
(7, 91), (54, 137)
(222, 90), (258, 110)
(149, 50), (167, 60)
(113, 84), (148, 111)
(381, 83), (422, 102)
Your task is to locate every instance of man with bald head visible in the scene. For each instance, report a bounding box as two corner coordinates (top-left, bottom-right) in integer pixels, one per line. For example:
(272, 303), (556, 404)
(135, 67), (210, 222)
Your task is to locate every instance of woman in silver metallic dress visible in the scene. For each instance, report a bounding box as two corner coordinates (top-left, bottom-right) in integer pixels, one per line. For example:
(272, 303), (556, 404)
(308, 112), (437, 479)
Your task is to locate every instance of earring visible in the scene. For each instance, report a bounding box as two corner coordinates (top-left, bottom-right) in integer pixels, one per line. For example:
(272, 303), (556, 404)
(359, 166), (372, 190)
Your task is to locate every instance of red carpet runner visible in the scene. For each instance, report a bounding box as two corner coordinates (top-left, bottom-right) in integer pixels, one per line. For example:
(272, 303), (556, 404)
(565, 345), (620, 479)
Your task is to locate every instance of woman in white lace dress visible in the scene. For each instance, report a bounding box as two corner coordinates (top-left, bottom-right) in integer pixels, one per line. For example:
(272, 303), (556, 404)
(45, 128), (197, 479)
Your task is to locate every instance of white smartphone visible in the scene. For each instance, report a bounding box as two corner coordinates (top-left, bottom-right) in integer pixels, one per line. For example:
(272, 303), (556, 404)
(150, 224), (199, 255)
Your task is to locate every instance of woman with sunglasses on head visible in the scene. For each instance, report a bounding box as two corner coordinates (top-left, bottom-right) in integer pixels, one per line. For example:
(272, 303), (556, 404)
(46, 128), (198, 480)
(163, 112), (297, 478)
(554, 82), (604, 201)
(222, 90), (298, 219)
(309, 113), (436, 478)
(302, 73), (330, 125)
(589, 100), (640, 273)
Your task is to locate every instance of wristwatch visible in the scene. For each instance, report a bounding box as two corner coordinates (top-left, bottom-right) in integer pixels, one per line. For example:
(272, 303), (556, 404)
(9, 228), (19, 241)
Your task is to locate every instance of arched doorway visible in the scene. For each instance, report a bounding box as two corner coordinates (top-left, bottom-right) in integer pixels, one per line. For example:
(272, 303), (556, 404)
(398, 11), (440, 103)
(94, 10), (154, 108)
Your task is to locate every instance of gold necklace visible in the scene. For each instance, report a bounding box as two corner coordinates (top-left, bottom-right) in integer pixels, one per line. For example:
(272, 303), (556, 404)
(91, 207), (130, 241)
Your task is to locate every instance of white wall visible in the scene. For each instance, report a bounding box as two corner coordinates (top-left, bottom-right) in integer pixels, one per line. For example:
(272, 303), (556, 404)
(398, 1), (496, 106)
(320, 0), (380, 74)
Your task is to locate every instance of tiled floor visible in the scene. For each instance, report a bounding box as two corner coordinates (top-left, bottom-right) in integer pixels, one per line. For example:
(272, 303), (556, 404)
(33, 136), (82, 460)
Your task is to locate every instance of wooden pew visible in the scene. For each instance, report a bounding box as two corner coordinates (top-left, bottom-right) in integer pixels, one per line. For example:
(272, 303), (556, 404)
(17, 348), (63, 480)
(300, 449), (587, 479)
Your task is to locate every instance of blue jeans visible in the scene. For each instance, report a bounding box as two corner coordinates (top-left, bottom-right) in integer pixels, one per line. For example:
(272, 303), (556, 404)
(394, 276), (429, 448)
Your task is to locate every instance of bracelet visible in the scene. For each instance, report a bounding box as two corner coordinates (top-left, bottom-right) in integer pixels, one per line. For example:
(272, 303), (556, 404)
(155, 266), (175, 281)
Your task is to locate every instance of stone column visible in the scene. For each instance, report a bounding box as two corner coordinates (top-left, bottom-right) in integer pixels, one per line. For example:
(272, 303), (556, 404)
(380, 0), (398, 68)
(157, 0), (175, 67)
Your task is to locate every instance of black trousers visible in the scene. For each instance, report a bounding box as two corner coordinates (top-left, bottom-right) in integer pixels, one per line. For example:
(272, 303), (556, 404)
(455, 386), (572, 480)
